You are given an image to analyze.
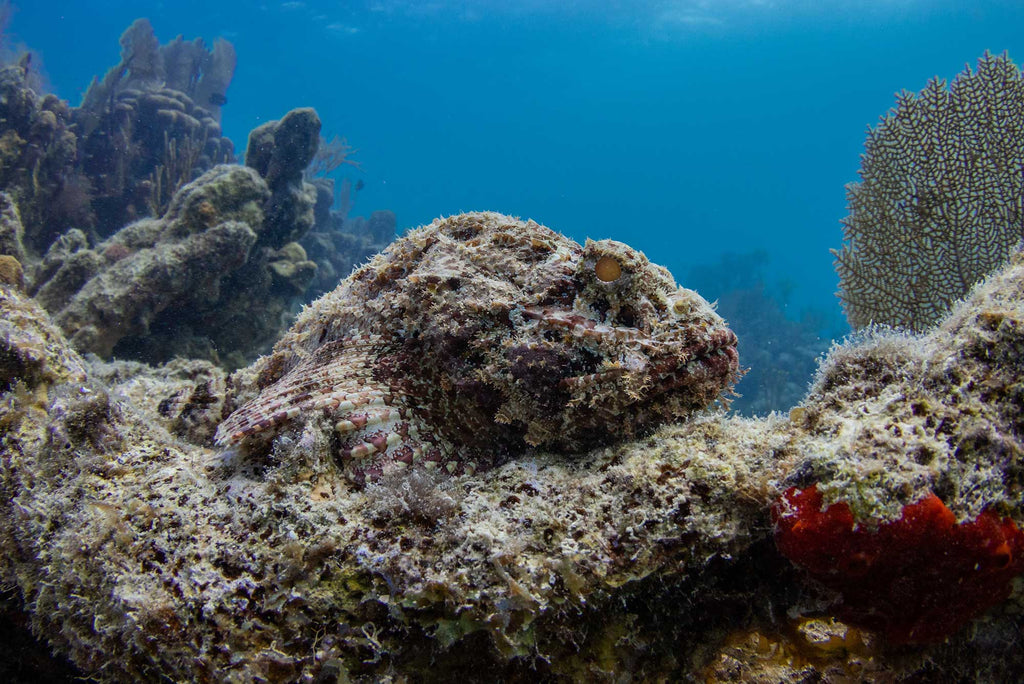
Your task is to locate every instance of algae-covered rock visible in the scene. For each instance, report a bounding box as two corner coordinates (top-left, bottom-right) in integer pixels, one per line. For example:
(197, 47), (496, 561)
(26, 162), (321, 367)
(782, 247), (1024, 524)
(267, 241), (318, 293)
(246, 107), (322, 248)
(1, 238), (1023, 681)
(0, 283), (86, 392)
(58, 219), (258, 356)
(0, 66), (82, 252)
(0, 192), (27, 264)
(31, 165), (266, 358)
(0, 255), (23, 290)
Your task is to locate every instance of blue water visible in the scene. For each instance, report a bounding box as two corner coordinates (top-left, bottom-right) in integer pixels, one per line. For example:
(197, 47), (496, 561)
(8, 0), (1024, 327)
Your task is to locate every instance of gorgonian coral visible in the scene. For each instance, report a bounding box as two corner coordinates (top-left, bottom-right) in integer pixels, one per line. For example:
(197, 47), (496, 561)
(834, 51), (1024, 332)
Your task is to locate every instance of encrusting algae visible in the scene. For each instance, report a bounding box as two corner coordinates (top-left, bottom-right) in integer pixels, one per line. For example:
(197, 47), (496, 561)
(1, 212), (1024, 681)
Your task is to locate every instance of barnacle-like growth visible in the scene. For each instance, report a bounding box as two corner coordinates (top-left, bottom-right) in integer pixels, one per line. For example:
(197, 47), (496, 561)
(833, 51), (1024, 332)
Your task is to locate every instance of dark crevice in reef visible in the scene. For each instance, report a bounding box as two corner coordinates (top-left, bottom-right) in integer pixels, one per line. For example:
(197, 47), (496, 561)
(0, 591), (82, 684)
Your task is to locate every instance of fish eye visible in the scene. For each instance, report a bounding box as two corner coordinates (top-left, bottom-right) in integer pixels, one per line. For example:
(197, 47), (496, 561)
(594, 256), (622, 282)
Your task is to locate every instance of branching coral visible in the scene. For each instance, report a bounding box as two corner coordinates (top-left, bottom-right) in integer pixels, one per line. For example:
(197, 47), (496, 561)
(305, 134), (358, 180)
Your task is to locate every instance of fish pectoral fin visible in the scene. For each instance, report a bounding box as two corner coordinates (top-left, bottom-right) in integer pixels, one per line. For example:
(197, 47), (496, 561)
(214, 336), (387, 445)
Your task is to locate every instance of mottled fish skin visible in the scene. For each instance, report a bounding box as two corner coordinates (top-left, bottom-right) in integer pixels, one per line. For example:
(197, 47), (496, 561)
(216, 212), (739, 484)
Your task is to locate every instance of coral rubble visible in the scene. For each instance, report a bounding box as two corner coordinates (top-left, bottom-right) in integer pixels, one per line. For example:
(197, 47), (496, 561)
(1, 221), (1023, 681)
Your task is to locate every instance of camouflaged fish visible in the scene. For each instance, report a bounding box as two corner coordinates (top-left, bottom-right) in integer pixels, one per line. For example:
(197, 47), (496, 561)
(216, 212), (739, 484)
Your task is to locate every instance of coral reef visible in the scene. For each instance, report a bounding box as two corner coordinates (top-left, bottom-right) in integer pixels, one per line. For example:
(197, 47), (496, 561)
(0, 19), (236, 255)
(0, 589), (81, 684)
(0, 287), (85, 392)
(299, 136), (387, 298)
(30, 164), (266, 358)
(218, 212), (740, 483)
(834, 50), (1024, 332)
(786, 244), (1024, 526)
(25, 155), (323, 368)
(765, 244), (1024, 651)
(2, 91), (372, 369)
(688, 250), (836, 415)
(1, 220), (1023, 680)
(3, 15), (1024, 683)
(302, 178), (395, 299)
(75, 18), (236, 229)
(245, 107), (321, 248)
(0, 64), (82, 253)
(0, 22), (397, 375)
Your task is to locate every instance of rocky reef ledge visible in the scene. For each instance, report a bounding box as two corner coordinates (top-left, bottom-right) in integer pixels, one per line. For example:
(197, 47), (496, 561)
(1, 244), (1023, 681)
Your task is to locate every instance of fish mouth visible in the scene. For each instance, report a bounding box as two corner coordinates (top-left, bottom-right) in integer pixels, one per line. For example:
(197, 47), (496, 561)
(645, 328), (741, 394)
(519, 306), (739, 397)
(557, 329), (739, 396)
(520, 306), (648, 345)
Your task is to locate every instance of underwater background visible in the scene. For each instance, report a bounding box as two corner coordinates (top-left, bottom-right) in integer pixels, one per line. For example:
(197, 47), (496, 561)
(6, 0), (1024, 411)
(5, 2), (1024, 681)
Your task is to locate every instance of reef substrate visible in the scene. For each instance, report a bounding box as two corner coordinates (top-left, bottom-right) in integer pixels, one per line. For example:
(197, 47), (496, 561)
(1, 235), (1023, 681)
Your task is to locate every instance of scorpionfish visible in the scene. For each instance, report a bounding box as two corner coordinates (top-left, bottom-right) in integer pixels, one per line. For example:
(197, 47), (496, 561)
(216, 212), (739, 484)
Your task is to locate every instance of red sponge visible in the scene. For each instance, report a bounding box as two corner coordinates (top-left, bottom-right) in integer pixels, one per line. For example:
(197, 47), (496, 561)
(772, 485), (1024, 643)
